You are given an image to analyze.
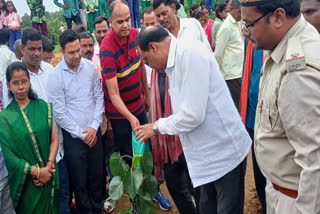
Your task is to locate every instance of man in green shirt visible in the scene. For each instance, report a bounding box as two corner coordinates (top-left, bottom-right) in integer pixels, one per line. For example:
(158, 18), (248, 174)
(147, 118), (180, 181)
(54, 0), (82, 29)
(27, 0), (48, 36)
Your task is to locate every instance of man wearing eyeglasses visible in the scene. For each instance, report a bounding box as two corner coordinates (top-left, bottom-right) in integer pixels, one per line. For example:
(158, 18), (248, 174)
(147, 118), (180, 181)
(241, 0), (320, 213)
(215, 0), (243, 112)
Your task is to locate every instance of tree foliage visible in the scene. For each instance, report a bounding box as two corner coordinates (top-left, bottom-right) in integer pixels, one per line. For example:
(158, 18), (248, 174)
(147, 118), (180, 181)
(21, 10), (65, 46)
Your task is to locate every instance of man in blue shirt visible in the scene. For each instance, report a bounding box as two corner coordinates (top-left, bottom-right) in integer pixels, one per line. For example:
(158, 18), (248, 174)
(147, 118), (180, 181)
(48, 29), (106, 214)
(54, 0), (82, 29)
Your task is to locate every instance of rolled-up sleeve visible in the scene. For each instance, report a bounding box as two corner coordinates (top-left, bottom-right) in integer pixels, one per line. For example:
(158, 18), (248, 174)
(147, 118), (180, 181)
(278, 67), (320, 214)
(47, 71), (86, 140)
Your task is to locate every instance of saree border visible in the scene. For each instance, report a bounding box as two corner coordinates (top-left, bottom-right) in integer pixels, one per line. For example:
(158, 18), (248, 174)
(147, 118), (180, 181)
(48, 103), (55, 210)
(48, 103), (52, 130)
(21, 109), (45, 167)
(15, 162), (30, 207)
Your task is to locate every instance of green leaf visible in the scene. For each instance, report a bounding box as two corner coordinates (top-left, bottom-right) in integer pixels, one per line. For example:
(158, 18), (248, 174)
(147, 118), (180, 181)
(109, 176), (124, 201)
(133, 155), (141, 168)
(123, 167), (143, 199)
(138, 175), (158, 201)
(109, 153), (130, 178)
(135, 194), (156, 214)
(119, 208), (133, 214)
(140, 152), (153, 178)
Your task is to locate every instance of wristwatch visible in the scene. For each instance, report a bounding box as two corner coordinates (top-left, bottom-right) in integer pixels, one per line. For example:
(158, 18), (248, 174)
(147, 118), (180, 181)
(152, 121), (159, 134)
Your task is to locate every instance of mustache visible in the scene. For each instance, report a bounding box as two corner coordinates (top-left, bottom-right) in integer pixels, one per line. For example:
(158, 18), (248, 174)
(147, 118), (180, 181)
(85, 51), (93, 55)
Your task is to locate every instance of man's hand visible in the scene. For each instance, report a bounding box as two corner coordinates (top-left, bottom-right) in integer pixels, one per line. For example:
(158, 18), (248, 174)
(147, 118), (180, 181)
(83, 127), (97, 147)
(134, 123), (157, 143)
(63, 4), (69, 9)
(129, 116), (140, 132)
(89, 8), (93, 13)
(87, 135), (97, 148)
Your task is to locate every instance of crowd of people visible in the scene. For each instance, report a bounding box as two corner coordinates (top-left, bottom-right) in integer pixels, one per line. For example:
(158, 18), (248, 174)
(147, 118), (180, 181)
(0, 0), (320, 214)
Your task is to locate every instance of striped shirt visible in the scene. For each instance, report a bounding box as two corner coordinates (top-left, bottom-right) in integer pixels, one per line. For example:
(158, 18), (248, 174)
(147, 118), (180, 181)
(100, 28), (144, 119)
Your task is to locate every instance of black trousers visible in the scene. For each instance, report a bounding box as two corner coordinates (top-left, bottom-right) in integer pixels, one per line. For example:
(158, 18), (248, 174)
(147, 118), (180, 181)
(62, 129), (106, 214)
(199, 158), (247, 214)
(225, 78), (242, 112)
(110, 110), (150, 166)
(248, 128), (266, 214)
(64, 13), (82, 29)
(163, 153), (198, 214)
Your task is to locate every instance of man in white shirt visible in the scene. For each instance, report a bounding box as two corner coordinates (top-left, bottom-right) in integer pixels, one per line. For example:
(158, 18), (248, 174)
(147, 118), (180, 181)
(135, 26), (251, 214)
(92, 15), (110, 67)
(141, 8), (197, 214)
(215, 0), (244, 111)
(2, 28), (70, 214)
(153, 0), (212, 51)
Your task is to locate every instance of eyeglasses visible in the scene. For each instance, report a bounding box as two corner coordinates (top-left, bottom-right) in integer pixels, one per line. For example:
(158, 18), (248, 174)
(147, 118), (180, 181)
(241, 13), (270, 33)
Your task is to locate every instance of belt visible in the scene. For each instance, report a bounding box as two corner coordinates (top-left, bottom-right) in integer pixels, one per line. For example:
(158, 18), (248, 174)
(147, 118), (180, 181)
(272, 183), (298, 199)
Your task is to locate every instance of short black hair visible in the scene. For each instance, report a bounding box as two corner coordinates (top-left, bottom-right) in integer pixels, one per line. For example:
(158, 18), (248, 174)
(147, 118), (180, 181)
(79, 31), (94, 41)
(189, 3), (200, 16)
(72, 24), (87, 34)
(137, 26), (169, 51)
(0, 28), (10, 45)
(192, 9), (205, 19)
(153, 0), (181, 11)
(142, 7), (154, 20)
(21, 28), (42, 46)
(94, 15), (110, 30)
(110, 0), (129, 18)
(255, 0), (300, 20)
(42, 36), (54, 53)
(59, 29), (80, 50)
(6, 62), (38, 100)
(216, 3), (227, 20)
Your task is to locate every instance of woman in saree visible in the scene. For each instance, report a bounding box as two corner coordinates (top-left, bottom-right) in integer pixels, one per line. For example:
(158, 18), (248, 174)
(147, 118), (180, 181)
(0, 62), (59, 214)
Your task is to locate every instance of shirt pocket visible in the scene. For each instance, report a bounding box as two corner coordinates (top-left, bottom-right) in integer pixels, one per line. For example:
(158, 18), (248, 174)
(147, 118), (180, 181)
(259, 103), (279, 133)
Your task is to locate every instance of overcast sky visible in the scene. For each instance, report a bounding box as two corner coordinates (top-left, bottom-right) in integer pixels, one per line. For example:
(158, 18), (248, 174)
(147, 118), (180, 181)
(13, 0), (60, 16)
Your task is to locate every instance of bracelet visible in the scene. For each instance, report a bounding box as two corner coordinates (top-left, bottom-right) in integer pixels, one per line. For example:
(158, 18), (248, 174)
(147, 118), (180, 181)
(37, 165), (40, 179)
(47, 162), (54, 170)
(48, 160), (54, 164)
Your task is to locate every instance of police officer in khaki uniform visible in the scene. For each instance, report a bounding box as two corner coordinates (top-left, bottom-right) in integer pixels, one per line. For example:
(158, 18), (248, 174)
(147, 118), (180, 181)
(240, 0), (320, 213)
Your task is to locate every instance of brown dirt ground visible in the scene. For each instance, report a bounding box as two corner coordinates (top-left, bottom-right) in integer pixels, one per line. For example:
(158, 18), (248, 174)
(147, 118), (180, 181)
(52, 53), (262, 214)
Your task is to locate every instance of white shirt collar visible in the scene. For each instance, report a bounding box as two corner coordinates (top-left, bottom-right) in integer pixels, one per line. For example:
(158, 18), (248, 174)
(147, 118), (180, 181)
(21, 58), (45, 76)
(228, 13), (237, 24)
(166, 35), (177, 69)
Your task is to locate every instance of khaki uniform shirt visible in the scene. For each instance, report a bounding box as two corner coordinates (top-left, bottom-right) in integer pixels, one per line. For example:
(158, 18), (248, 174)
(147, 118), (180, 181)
(255, 15), (320, 213)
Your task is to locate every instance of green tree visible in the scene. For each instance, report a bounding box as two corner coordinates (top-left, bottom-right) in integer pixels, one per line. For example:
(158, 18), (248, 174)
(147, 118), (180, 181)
(21, 13), (32, 29)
